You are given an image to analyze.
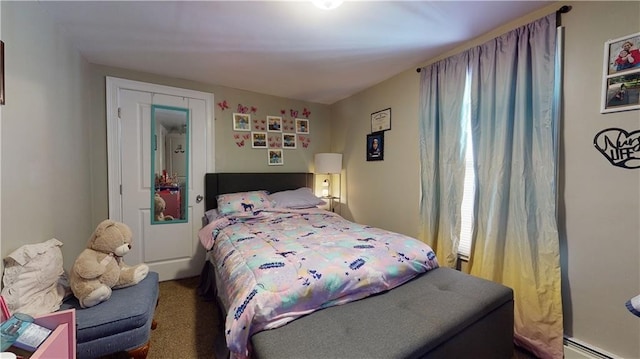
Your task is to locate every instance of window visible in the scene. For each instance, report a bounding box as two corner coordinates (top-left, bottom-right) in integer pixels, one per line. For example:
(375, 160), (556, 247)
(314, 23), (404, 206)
(458, 75), (474, 258)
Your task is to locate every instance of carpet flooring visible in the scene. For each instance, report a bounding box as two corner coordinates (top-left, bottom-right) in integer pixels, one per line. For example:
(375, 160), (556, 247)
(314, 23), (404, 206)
(148, 276), (218, 358)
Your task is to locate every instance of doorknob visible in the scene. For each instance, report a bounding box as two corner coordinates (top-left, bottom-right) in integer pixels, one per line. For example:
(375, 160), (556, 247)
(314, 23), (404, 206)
(196, 195), (203, 203)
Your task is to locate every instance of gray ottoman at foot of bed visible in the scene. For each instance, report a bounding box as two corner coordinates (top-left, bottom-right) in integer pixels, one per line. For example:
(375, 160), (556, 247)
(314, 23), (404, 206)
(251, 267), (514, 359)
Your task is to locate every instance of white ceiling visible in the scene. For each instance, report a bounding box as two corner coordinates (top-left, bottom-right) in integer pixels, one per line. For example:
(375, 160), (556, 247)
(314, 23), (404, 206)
(38, 0), (554, 105)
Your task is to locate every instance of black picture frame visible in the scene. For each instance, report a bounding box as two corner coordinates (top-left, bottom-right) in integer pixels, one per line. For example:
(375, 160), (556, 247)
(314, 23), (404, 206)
(1, 41), (5, 105)
(366, 132), (384, 161)
(371, 108), (391, 132)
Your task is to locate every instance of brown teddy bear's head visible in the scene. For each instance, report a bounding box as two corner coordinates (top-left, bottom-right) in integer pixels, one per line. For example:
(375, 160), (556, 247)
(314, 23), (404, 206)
(154, 194), (166, 220)
(88, 219), (133, 257)
(154, 193), (174, 221)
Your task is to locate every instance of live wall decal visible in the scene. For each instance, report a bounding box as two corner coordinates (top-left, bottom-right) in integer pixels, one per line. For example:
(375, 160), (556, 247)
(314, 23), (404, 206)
(593, 128), (640, 169)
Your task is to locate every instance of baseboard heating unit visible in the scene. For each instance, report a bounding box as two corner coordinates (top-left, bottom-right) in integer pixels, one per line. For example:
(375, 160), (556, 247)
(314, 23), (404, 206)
(564, 337), (619, 359)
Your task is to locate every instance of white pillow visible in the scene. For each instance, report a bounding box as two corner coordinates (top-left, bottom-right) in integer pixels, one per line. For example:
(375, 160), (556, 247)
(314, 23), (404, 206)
(269, 187), (326, 209)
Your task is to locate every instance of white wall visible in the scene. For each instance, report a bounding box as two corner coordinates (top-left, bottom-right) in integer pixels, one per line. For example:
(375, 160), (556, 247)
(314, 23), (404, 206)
(330, 2), (640, 358)
(0, 1), (94, 270)
(560, 2), (639, 355)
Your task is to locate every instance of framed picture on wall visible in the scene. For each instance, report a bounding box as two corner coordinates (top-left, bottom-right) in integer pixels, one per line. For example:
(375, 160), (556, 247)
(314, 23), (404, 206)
(295, 118), (310, 134)
(251, 131), (267, 148)
(1, 41), (5, 105)
(267, 116), (282, 132)
(366, 132), (384, 161)
(233, 113), (251, 131)
(371, 108), (391, 132)
(282, 133), (297, 149)
(268, 149), (284, 165)
(601, 32), (640, 113)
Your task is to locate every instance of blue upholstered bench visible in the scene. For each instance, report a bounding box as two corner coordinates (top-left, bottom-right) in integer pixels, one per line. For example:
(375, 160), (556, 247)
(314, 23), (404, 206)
(60, 271), (159, 359)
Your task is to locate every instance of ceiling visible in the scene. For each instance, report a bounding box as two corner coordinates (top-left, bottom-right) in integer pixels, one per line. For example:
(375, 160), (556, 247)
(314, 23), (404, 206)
(38, 0), (553, 105)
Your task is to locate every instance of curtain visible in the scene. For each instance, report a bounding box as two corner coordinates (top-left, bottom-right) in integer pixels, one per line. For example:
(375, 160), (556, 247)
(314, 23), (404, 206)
(468, 14), (563, 359)
(418, 52), (469, 268)
(418, 13), (563, 359)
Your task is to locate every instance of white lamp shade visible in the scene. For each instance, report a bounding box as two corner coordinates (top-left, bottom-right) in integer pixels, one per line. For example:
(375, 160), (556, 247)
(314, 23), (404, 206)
(312, 0), (343, 10)
(314, 153), (342, 174)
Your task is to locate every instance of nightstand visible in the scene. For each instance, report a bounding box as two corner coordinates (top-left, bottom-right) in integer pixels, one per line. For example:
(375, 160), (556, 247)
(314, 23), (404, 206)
(321, 196), (340, 213)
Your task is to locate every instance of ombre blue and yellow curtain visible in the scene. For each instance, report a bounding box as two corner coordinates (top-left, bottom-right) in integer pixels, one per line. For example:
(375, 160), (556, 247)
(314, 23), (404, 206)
(418, 13), (563, 359)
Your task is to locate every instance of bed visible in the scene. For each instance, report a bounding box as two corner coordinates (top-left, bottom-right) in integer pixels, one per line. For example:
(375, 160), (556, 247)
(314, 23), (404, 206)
(199, 172), (514, 359)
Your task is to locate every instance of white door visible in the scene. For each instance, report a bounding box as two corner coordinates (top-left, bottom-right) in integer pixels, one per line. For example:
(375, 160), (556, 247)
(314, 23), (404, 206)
(106, 78), (214, 281)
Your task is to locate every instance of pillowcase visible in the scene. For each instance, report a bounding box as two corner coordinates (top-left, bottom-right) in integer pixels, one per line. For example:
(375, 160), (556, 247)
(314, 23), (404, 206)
(269, 187), (326, 209)
(217, 190), (272, 215)
(204, 208), (218, 224)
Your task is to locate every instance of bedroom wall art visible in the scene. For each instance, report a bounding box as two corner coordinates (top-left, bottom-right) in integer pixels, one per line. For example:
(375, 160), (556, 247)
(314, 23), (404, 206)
(371, 108), (391, 132)
(295, 118), (309, 134)
(601, 32), (640, 113)
(228, 103), (313, 165)
(268, 134), (282, 148)
(251, 132), (267, 149)
(593, 127), (640, 169)
(1, 40), (5, 105)
(234, 133), (250, 148)
(217, 100), (229, 111)
(299, 135), (311, 148)
(268, 149), (283, 165)
(283, 133), (296, 149)
(233, 113), (251, 131)
(267, 116), (282, 132)
(252, 117), (267, 131)
(366, 132), (384, 161)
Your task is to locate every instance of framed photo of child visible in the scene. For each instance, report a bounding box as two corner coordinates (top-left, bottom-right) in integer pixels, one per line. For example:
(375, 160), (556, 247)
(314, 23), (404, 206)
(268, 149), (284, 166)
(251, 132), (267, 148)
(233, 113), (251, 131)
(295, 118), (309, 134)
(282, 133), (296, 149)
(267, 116), (282, 132)
(601, 32), (640, 113)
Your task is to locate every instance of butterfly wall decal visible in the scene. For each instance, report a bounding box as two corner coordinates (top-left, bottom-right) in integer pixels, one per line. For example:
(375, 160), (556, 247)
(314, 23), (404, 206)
(237, 104), (249, 114)
(218, 100), (229, 111)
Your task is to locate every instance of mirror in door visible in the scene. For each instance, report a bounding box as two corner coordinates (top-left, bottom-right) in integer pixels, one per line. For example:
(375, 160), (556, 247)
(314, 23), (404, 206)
(151, 105), (189, 224)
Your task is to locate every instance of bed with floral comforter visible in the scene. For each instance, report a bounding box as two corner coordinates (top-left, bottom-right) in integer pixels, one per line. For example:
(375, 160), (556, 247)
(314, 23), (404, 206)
(198, 208), (439, 358)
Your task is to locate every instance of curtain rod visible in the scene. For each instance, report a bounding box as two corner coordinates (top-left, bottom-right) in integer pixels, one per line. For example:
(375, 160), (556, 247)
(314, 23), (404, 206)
(416, 5), (572, 73)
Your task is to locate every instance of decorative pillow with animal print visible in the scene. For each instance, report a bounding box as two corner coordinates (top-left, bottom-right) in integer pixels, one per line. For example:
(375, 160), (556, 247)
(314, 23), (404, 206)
(217, 190), (272, 216)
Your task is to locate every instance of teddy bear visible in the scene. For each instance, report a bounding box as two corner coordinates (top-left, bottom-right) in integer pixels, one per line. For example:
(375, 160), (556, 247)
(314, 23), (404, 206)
(154, 193), (174, 221)
(69, 219), (149, 308)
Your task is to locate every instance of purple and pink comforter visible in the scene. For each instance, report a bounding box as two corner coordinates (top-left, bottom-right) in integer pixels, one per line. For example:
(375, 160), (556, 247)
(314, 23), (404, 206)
(198, 208), (439, 358)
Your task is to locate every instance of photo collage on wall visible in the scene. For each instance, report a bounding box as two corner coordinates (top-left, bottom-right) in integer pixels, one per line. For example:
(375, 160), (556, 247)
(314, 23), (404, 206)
(225, 102), (312, 165)
(601, 32), (640, 113)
